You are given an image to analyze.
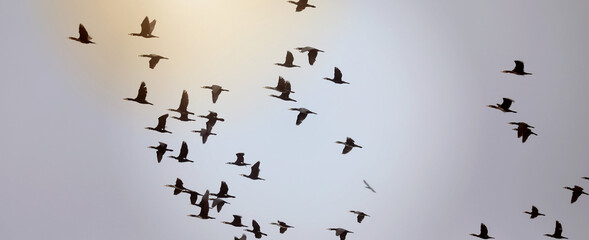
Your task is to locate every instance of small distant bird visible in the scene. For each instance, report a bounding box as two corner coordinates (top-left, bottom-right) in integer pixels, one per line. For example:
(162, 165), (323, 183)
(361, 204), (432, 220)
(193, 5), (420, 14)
(188, 190), (215, 219)
(168, 141), (193, 163)
(202, 85), (229, 104)
(164, 178), (186, 195)
(145, 114), (172, 134)
(335, 137), (362, 154)
(241, 161), (265, 180)
(234, 234), (247, 240)
(270, 91), (297, 102)
(470, 223), (494, 239)
(363, 179), (376, 193)
(223, 215), (248, 228)
(349, 210), (370, 223)
(502, 60), (532, 75)
(327, 228), (353, 240)
(563, 185), (588, 204)
(275, 51), (300, 68)
(289, 108), (316, 125)
(124, 81), (153, 105)
(148, 142), (173, 163)
(288, 0), (316, 12)
(69, 24), (95, 44)
(198, 111), (225, 130)
(270, 220), (294, 234)
(139, 54), (168, 69)
(192, 128), (217, 144)
(168, 90), (194, 116)
(227, 153), (251, 166)
(544, 221), (567, 239)
(245, 220), (267, 239)
(264, 76), (295, 93)
(129, 16), (158, 38)
(295, 46), (324, 65)
(324, 67), (348, 84)
(524, 205), (545, 219)
(488, 98), (516, 113)
(212, 181), (236, 199)
(210, 198), (230, 213)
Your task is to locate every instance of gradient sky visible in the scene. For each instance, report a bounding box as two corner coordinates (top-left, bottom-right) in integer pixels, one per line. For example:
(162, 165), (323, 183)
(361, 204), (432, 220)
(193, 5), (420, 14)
(2, 0), (589, 239)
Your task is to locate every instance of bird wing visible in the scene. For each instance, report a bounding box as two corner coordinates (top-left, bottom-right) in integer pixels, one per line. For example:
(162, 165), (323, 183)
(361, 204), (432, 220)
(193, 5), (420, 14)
(279, 227), (287, 234)
(219, 181), (229, 195)
(285, 51), (295, 65)
(79, 24), (91, 41)
(480, 223), (488, 236)
(250, 161), (261, 178)
(532, 205), (538, 214)
(308, 49), (318, 65)
(156, 149), (164, 163)
(155, 114), (168, 130)
(149, 57), (160, 69)
(137, 81), (148, 100)
(149, 19), (157, 34)
(236, 153), (245, 164)
(139, 16), (150, 35)
(189, 192), (198, 205)
(233, 215), (243, 225)
(555, 221), (563, 236)
(252, 220), (261, 231)
(179, 141), (189, 158)
(178, 90), (189, 112)
(571, 190), (581, 203)
(339, 231), (348, 240)
(334, 67), (342, 80)
(522, 129), (531, 143)
(501, 98), (513, 109)
(295, 1), (306, 12)
(363, 180), (376, 193)
(212, 89), (220, 103)
(284, 81), (292, 92)
(514, 60), (525, 73)
(198, 195), (211, 217)
(357, 214), (365, 223)
(296, 112), (307, 125)
(277, 77), (286, 91)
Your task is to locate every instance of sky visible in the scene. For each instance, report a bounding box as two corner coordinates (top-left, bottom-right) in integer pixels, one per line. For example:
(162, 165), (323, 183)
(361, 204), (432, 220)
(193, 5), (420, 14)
(2, 0), (589, 239)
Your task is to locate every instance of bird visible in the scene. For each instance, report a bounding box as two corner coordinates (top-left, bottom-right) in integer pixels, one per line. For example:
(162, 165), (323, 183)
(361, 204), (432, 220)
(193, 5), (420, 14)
(188, 190), (215, 220)
(124, 81), (153, 105)
(202, 85), (229, 104)
(324, 67), (348, 84)
(509, 122), (534, 137)
(363, 179), (376, 193)
(295, 46), (323, 65)
(563, 185), (588, 203)
(68, 24), (95, 44)
(270, 91), (297, 102)
(275, 51), (300, 68)
(512, 127), (537, 143)
(245, 220), (267, 239)
(502, 60), (531, 75)
(327, 228), (353, 240)
(544, 221), (567, 239)
(488, 98), (516, 113)
(164, 178), (187, 195)
(227, 153), (251, 166)
(241, 161), (265, 180)
(289, 108), (316, 125)
(129, 16), (158, 38)
(287, 0), (316, 12)
(223, 215), (248, 228)
(349, 210), (370, 223)
(270, 220), (294, 234)
(168, 90), (194, 116)
(234, 234), (247, 240)
(470, 223), (494, 239)
(171, 112), (195, 122)
(523, 205), (545, 219)
(145, 114), (172, 134)
(210, 198), (230, 213)
(211, 181), (236, 198)
(148, 142), (173, 163)
(198, 111), (225, 130)
(335, 137), (362, 154)
(264, 76), (295, 93)
(139, 54), (168, 69)
(168, 141), (193, 163)
(192, 128), (217, 144)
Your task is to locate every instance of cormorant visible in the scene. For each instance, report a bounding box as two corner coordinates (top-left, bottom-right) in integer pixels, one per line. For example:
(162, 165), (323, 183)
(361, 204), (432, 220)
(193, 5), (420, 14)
(145, 114), (172, 133)
(69, 24), (95, 44)
(124, 81), (153, 105)
(148, 142), (173, 163)
(275, 51), (300, 68)
(129, 16), (158, 38)
(139, 54), (168, 69)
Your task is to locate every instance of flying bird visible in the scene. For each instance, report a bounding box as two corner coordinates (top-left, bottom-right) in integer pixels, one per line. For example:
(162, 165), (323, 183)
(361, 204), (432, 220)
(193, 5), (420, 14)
(264, 76), (295, 93)
(335, 137), (362, 154)
(275, 51), (300, 68)
(198, 111), (225, 130)
(363, 179), (376, 193)
(227, 153), (250, 166)
(168, 141), (193, 163)
(289, 108), (316, 125)
(524, 205), (545, 219)
(488, 98), (516, 113)
(502, 60), (531, 75)
(202, 85), (229, 104)
(234, 234), (247, 240)
(245, 220), (267, 239)
(212, 181), (236, 198)
(139, 54), (168, 69)
(164, 178), (187, 195)
(295, 46), (324, 65)
(188, 190), (215, 219)
(124, 81), (152, 105)
(210, 198), (230, 213)
(349, 210), (370, 223)
(287, 0), (316, 12)
(327, 228), (353, 240)
(324, 67), (348, 84)
(129, 16), (158, 38)
(470, 223), (494, 239)
(241, 161), (265, 180)
(512, 127), (537, 143)
(223, 215), (248, 228)
(145, 114), (172, 134)
(168, 90), (194, 116)
(69, 24), (95, 44)
(270, 221), (294, 234)
(148, 142), (173, 163)
(270, 91), (297, 102)
(192, 128), (217, 144)
(563, 185), (588, 203)
(544, 221), (567, 239)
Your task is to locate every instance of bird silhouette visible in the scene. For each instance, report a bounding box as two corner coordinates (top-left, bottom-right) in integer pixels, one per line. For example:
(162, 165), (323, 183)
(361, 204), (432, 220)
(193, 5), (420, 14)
(234, 234), (247, 240)
(295, 46), (324, 65)
(512, 127), (537, 143)
(544, 221), (567, 239)
(138, 54), (168, 69)
(223, 215), (248, 228)
(198, 111), (225, 130)
(327, 228), (353, 240)
(212, 181), (236, 198)
(227, 153), (251, 166)
(523, 205), (545, 219)
(324, 67), (348, 84)
(202, 85), (229, 104)
(502, 60), (531, 75)
(563, 185), (588, 203)
(145, 114), (172, 134)
(508, 122), (534, 138)
(270, 220), (293, 234)
(275, 51), (300, 68)
(164, 178), (187, 195)
(210, 198), (230, 213)
(245, 220), (267, 239)
(265, 76), (295, 93)
(192, 128), (217, 144)
(335, 137), (362, 154)
(363, 179), (376, 193)
(168, 141), (193, 163)
(188, 190), (215, 219)
(68, 24), (95, 44)
(148, 142), (173, 163)
(129, 16), (158, 38)
(168, 90), (194, 117)
(287, 0), (316, 12)
(349, 210), (370, 223)
(241, 161), (265, 180)
(488, 98), (516, 113)
(470, 223), (494, 239)
(124, 82), (153, 105)
(289, 108), (316, 125)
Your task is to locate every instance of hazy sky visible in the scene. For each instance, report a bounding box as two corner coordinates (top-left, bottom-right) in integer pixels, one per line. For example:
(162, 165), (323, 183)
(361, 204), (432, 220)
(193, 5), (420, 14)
(2, 0), (589, 239)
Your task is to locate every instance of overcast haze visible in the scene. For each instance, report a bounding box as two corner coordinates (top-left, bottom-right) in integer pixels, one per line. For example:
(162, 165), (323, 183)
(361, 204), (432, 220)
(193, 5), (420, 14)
(2, 0), (589, 239)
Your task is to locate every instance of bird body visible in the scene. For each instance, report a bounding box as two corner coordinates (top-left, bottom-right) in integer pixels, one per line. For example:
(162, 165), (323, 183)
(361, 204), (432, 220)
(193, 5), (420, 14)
(270, 220), (293, 234)
(564, 185), (588, 203)
(488, 98), (516, 113)
(502, 60), (531, 75)
(295, 46), (324, 65)
(148, 142), (173, 163)
(545, 221), (567, 239)
(335, 137), (362, 154)
(275, 51), (300, 68)
(192, 128), (217, 144)
(241, 161), (265, 180)
(145, 114), (172, 133)
(287, 0), (316, 12)
(69, 24), (95, 44)
(324, 67), (348, 84)
(168, 141), (193, 163)
(202, 85), (229, 103)
(129, 16), (158, 38)
(327, 228), (353, 240)
(470, 223), (494, 239)
(245, 220), (267, 239)
(524, 205), (545, 219)
(289, 108), (316, 125)
(223, 215), (248, 228)
(124, 81), (153, 105)
(350, 210), (370, 223)
(509, 122), (536, 142)
(139, 54), (168, 69)
(227, 153), (250, 166)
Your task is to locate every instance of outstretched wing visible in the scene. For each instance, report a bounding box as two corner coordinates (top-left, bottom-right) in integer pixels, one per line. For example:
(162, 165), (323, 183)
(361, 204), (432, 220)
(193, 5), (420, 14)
(513, 60), (525, 73)
(156, 114), (168, 130)
(137, 81), (148, 100)
(149, 57), (160, 69)
(179, 141), (189, 158)
(149, 19), (157, 34)
(139, 16), (150, 36)
(334, 67), (342, 80)
(178, 90), (189, 111)
(308, 49), (318, 65)
(285, 51), (295, 65)
(79, 24), (91, 40)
